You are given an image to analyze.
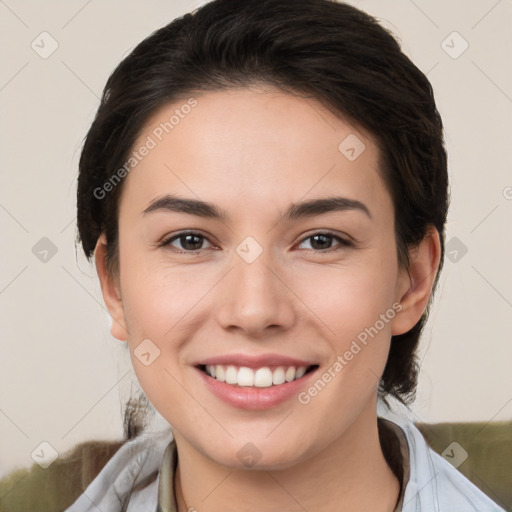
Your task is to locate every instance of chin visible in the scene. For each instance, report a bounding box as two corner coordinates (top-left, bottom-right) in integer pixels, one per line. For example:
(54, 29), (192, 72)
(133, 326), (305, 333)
(199, 434), (310, 471)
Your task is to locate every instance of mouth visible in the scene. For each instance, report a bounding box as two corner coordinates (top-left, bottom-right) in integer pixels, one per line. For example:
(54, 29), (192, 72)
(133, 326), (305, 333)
(197, 363), (319, 388)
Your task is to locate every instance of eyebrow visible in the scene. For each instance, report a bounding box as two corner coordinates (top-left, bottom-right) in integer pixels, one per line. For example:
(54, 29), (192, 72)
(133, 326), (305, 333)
(141, 194), (372, 221)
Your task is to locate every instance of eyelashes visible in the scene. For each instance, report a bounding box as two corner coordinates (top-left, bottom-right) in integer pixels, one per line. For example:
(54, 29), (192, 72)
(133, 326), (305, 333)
(160, 231), (214, 253)
(159, 230), (353, 254)
(296, 232), (353, 251)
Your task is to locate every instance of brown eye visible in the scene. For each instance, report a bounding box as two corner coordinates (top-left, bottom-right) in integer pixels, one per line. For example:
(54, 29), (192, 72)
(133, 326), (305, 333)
(161, 231), (213, 252)
(297, 232), (352, 252)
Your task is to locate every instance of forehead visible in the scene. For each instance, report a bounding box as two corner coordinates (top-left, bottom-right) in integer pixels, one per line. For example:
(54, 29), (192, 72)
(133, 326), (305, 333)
(120, 86), (391, 221)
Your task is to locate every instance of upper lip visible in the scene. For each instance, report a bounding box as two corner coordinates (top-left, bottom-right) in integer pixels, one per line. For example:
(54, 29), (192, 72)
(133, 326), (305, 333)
(195, 353), (317, 369)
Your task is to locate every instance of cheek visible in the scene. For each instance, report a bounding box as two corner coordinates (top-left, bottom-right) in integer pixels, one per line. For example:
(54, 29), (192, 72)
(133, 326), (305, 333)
(291, 254), (399, 399)
(118, 240), (212, 339)
(293, 256), (399, 337)
(120, 268), (197, 416)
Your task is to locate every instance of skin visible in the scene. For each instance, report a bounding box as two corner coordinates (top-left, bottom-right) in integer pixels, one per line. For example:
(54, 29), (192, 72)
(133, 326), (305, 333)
(95, 86), (441, 511)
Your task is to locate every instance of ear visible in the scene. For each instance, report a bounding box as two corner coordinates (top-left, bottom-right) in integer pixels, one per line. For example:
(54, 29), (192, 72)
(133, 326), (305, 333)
(391, 226), (442, 335)
(94, 234), (129, 341)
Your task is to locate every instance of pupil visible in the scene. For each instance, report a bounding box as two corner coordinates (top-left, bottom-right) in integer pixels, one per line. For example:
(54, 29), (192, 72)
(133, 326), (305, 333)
(183, 234), (202, 250)
(312, 234), (330, 250)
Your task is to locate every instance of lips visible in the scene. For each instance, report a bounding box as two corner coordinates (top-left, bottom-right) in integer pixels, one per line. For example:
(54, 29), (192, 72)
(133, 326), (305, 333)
(196, 353), (316, 370)
(193, 353), (319, 409)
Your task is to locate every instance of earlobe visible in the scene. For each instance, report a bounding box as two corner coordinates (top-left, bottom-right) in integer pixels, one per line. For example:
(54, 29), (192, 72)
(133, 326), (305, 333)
(391, 226), (442, 336)
(94, 234), (129, 341)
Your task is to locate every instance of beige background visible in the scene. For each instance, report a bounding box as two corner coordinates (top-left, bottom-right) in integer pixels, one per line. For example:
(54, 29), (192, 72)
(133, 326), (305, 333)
(1, 0), (511, 478)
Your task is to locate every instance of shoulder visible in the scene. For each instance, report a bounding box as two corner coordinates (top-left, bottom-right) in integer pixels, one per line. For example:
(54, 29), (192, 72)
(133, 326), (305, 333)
(64, 427), (172, 512)
(396, 421), (506, 512)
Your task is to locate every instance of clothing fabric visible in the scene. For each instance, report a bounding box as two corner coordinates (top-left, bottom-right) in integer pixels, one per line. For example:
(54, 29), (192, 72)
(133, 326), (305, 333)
(64, 419), (506, 512)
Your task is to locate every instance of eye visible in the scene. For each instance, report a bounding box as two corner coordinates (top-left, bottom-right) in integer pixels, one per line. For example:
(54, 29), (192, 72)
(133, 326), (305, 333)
(160, 230), (353, 254)
(296, 232), (352, 252)
(160, 231), (214, 253)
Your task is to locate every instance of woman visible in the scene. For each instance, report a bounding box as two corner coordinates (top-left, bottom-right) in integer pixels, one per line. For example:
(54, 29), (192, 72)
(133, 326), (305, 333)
(65, 0), (506, 510)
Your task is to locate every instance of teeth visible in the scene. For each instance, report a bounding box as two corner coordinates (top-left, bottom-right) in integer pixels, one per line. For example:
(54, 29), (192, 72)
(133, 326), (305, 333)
(215, 365), (225, 382)
(272, 366), (285, 385)
(254, 368), (273, 387)
(285, 367), (296, 382)
(295, 367), (306, 379)
(225, 365), (238, 385)
(238, 367), (255, 387)
(204, 364), (309, 387)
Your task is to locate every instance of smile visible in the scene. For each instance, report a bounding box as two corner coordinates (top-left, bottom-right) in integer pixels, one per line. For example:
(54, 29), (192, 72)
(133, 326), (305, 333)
(200, 364), (317, 387)
(194, 354), (320, 409)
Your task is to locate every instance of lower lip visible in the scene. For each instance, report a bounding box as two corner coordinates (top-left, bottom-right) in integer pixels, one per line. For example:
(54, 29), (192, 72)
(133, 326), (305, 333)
(196, 367), (318, 410)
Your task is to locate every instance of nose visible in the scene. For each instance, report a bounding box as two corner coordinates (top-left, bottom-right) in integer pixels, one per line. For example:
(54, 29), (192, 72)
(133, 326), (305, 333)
(216, 248), (296, 338)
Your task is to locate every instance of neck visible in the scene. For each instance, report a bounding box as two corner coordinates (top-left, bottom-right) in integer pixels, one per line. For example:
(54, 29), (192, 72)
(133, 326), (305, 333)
(173, 399), (400, 512)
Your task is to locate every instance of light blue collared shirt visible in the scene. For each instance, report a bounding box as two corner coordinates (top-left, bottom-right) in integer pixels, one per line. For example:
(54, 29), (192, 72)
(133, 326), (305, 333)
(64, 419), (506, 512)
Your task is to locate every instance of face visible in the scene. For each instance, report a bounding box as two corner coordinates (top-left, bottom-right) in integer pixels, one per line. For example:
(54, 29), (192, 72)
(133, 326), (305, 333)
(103, 86), (414, 469)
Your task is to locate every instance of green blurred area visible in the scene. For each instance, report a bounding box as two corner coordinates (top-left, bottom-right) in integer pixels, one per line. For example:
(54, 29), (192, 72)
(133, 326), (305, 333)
(1, 422), (511, 511)
(415, 421), (512, 510)
(0, 440), (123, 512)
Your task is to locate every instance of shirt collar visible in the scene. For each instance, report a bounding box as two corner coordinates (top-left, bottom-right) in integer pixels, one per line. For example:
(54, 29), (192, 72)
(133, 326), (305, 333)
(156, 420), (411, 512)
(157, 440), (179, 512)
(384, 419), (411, 512)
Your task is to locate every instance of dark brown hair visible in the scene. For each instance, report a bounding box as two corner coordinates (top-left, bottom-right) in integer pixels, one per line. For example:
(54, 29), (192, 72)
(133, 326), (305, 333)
(77, 0), (448, 408)
(75, 0), (449, 503)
